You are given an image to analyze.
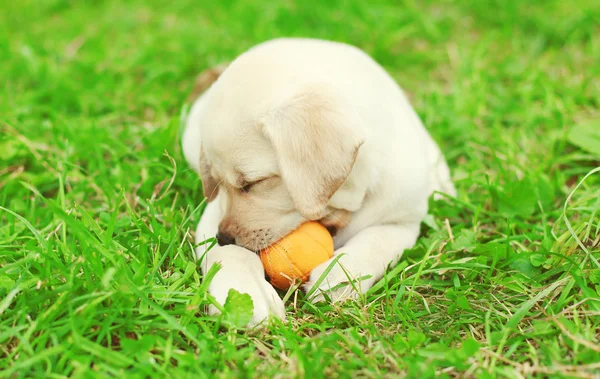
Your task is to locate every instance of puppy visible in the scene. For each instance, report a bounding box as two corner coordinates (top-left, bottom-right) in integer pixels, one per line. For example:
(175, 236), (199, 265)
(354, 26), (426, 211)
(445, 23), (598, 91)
(182, 38), (455, 326)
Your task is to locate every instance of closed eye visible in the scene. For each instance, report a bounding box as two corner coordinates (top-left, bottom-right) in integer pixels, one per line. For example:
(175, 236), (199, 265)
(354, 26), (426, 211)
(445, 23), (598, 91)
(241, 182), (254, 193)
(240, 176), (272, 193)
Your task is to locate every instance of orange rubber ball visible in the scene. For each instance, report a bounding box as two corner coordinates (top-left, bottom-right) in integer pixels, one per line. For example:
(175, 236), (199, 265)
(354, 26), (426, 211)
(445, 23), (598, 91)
(259, 221), (334, 290)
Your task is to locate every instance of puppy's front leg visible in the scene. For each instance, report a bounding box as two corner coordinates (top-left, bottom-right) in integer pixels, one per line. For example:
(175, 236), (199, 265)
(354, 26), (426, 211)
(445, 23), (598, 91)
(195, 199), (285, 326)
(304, 224), (420, 303)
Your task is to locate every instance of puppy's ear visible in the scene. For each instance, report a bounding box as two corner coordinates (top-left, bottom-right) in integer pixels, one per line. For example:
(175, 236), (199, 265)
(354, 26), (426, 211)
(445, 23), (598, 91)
(261, 86), (364, 220)
(199, 146), (219, 202)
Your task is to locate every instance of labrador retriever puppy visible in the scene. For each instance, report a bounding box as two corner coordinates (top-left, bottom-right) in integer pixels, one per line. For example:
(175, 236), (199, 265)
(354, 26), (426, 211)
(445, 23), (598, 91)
(182, 38), (455, 326)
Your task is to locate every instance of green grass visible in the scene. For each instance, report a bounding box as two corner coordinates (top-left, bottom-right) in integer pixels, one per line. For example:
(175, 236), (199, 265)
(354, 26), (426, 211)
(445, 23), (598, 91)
(1, 0), (600, 377)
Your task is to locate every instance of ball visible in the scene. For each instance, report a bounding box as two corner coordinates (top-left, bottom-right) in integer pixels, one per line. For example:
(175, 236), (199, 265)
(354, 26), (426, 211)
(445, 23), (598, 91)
(259, 221), (334, 290)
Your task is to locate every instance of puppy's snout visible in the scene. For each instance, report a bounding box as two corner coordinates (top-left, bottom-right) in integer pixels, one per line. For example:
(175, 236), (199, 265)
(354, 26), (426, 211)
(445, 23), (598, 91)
(216, 231), (235, 246)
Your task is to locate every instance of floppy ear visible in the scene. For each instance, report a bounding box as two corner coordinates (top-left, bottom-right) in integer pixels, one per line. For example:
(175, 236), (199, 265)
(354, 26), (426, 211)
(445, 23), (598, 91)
(261, 86), (364, 220)
(199, 146), (219, 202)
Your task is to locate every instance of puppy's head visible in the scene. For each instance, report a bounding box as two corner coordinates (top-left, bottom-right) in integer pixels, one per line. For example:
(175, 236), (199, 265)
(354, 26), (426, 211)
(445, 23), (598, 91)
(196, 84), (364, 251)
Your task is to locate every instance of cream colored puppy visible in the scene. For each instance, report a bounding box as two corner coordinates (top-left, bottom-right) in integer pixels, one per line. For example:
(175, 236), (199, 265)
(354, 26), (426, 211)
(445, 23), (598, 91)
(182, 38), (455, 326)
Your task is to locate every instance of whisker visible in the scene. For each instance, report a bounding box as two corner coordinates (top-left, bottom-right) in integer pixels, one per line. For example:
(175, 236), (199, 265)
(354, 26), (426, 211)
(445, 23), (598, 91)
(207, 178), (226, 200)
(252, 233), (259, 252)
(255, 229), (265, 252)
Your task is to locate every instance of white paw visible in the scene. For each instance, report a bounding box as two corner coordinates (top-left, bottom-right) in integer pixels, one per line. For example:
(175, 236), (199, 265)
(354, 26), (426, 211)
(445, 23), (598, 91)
(203, 246), (285, 327)
(303, 255), (375, 304)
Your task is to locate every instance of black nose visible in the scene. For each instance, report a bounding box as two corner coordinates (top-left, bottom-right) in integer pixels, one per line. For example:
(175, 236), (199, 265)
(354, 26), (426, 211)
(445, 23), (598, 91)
(216, 232), (235, 246)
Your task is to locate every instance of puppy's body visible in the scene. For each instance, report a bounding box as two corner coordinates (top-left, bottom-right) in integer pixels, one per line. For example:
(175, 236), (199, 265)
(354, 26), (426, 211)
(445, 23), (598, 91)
(183, 38), (455, 325)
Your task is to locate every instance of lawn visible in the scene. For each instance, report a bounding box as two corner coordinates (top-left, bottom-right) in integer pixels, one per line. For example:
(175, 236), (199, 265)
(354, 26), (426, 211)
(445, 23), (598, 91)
(1, 0), (600, 377)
